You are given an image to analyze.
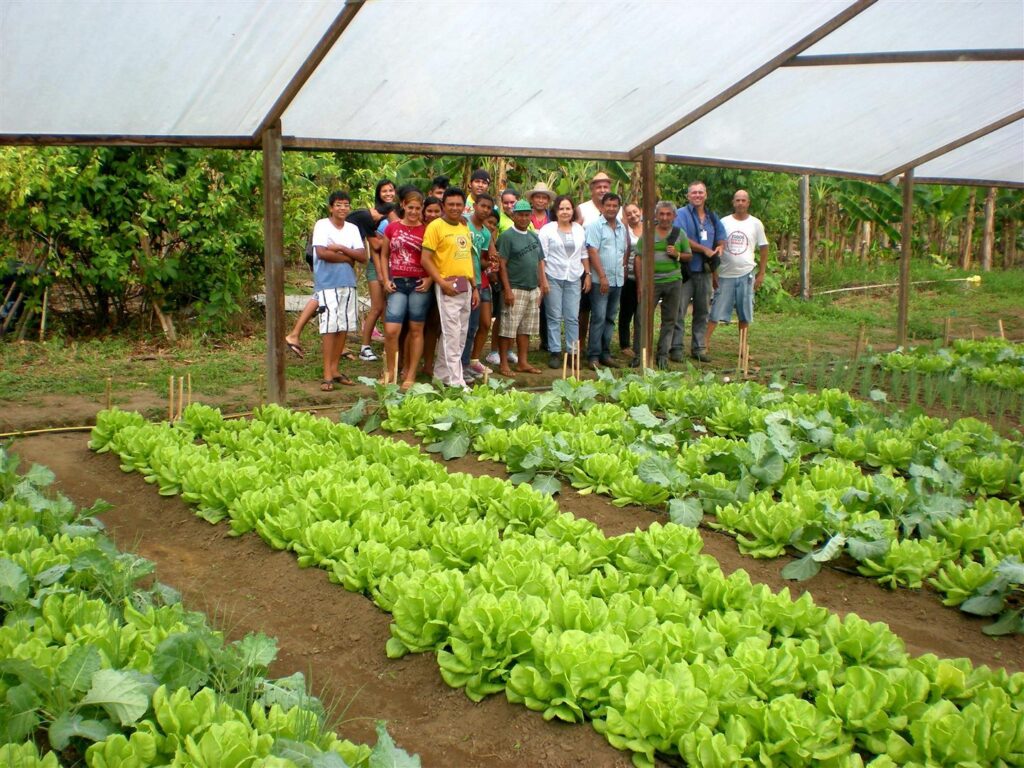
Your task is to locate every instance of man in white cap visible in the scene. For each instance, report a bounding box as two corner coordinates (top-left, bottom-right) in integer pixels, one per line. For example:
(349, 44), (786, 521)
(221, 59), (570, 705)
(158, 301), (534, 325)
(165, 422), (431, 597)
(577, 171), (613, 226)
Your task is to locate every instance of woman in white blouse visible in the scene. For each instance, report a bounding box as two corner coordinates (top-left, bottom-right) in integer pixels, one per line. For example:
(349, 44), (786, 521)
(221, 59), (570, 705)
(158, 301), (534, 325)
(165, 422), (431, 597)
(538, 195), (591, 368)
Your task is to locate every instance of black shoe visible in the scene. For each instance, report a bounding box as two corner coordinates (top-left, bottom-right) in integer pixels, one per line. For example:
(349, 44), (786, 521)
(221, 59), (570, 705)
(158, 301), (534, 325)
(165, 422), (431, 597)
(548, 353), (561, 369)
(589, 357), (601, 369)
(691, 352), (711, 363)
(669, 352), (684, 363)
(629, 357), (641, 368)
(599, 356), (619, 368)
(657, 356), (668, 369)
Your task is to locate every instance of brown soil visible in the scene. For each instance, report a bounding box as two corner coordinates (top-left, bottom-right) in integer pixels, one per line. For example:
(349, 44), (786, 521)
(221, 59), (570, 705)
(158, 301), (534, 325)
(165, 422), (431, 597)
(10, 422), (1023, 767)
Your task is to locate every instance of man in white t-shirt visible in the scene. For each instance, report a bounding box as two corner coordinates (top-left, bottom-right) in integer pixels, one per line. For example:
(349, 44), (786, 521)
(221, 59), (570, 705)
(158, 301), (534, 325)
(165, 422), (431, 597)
(706, 189), (768, 352)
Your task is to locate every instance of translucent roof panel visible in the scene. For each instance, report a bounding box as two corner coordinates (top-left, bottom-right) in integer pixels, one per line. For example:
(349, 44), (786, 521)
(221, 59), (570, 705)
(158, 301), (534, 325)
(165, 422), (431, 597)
(804, 0), (1023, 54)
(282, 0), (856, 153)
(655, 62), (1023, 177)
(0, 0), (343, 137)
(917, 120), (1024, 185)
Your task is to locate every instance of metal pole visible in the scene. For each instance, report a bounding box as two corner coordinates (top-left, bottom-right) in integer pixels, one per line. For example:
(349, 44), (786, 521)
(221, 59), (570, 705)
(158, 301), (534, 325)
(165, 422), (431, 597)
(640, 148), (657, 363)
(896, 169), (914, 346)
(262, 121), (287, 404)
(799, 174), (811, 299)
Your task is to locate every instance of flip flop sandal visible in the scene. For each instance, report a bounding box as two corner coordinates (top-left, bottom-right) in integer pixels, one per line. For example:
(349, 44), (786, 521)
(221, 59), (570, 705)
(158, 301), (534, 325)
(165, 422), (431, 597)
(320, 380), (334, 392)
(332, 373), (354, 386)
(340, 350), (356, 361)
(286, 341), (305, 359)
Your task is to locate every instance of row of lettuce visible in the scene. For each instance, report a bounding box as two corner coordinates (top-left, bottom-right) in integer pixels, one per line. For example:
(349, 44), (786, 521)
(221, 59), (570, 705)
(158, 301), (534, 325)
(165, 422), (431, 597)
(0, 446), (417, 767)
(875, 338), (1024, 394)
(89, 404), (1024, 767)
(380, 371), (1024, 634)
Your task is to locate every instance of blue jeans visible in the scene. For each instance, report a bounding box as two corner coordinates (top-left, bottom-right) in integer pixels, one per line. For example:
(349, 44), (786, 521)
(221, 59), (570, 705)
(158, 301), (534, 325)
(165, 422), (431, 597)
(672, 272), (712, 356)
(587, 286), (622, 361)
(545, 277), (582, 354)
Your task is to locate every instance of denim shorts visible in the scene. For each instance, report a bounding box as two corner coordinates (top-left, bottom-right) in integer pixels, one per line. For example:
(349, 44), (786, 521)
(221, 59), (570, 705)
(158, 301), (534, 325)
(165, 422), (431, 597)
(479, 286), (492, 303)
(366, 258), (378, 282)
(710, 272), (754, 324)
(385, 278), (433, 323)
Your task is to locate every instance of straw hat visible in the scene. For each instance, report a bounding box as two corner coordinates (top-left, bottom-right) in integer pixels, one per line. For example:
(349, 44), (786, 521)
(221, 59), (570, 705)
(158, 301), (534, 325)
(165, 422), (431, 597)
(527, 182), (556, 200)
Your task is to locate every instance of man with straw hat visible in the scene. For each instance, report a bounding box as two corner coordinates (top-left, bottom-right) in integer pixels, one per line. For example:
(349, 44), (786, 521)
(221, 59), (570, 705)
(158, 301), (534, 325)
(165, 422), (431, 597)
(707, 189), (769, 371)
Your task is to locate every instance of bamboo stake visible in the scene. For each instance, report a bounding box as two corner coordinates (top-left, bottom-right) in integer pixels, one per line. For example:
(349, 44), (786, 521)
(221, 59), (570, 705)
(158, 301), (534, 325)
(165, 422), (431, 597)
(943, 317), (952, 346)
(186, 373), (192, 406)
(258, 373), (265, 406)
(641, 348), (647, 371)
(177, 376), (184, 420)
(38, 287), (49, 341)
(105, 377), (112, 410)
(806, 339), (813, 361)
(743, 328), (750, 378)
(393, 354), (399, 385)
(737, 330), (744, 374)
(562, 352), (568, 380)
(168, 376), (175, 422)
(853, 324), (866, 359)
(998, 319), (1005, 339)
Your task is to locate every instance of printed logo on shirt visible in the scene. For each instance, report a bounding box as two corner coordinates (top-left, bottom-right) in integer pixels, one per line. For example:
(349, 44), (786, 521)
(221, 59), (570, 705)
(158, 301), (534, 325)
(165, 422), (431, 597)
(456, 235), (469, 250)
(726, 230), (749, 255)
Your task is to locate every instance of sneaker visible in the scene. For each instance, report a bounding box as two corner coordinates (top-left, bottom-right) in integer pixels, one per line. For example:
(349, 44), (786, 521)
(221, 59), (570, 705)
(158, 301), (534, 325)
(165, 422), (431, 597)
(359, 345), (379, 362)
(485, 350), (501, 366)
(691, 352), (711, 363)
(599, 356), (619, 368)
(464, 367), (481, 382)
(371, 327), (384, 341)
(508, 351), (519, 364)
(669, 352), (684, 363)
(548, 353), (562, 369)
(469, 360), (492, 375)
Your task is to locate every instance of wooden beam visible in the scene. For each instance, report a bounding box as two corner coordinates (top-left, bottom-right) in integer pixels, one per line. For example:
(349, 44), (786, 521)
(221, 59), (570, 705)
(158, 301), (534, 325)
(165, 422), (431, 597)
(627, 0), (877, 157)
(896, 169), (913, 346)
(0, 134), (255, 148)
(654, 153), (886, 183)
(282, 136), (631, 161)
(913, 176), (1024, 190)
(799, 175), (811, 300)
(640, 149), (657, 364)
(882, 110), (1024, 180)
(262, 122), (287, 405)
(254, 0), (365, 139)
(784, 49), (1024, 66)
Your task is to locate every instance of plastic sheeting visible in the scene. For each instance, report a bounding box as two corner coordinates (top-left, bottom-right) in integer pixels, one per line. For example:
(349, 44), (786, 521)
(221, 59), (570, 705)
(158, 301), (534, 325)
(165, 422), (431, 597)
(1, 0), (1021, 187)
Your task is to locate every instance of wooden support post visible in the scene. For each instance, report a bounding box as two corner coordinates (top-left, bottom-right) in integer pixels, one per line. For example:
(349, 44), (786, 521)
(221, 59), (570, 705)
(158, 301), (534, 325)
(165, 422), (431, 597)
(998, 319), (1006, 339)
(896, 169), (914, 346)
(639, 148), (657, 364)
(262, 121), (287, 405)
(980, 186), (996, 272)
(943, 317), (952, 346)
(799, 174), (811, 300)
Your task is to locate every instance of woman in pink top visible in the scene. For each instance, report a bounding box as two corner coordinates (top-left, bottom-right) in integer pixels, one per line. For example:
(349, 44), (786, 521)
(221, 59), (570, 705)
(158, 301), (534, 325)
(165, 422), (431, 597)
(379, 189), (431, 389)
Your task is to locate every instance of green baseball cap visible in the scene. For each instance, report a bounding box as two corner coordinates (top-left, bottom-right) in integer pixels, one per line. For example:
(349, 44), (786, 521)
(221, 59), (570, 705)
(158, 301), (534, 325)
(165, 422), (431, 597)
(512, 200), (532, 212)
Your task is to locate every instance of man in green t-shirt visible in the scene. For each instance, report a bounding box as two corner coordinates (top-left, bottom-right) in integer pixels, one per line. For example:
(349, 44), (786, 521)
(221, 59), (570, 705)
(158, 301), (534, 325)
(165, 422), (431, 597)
(633, 201), (690, 369)
(496, 200), (548, 377)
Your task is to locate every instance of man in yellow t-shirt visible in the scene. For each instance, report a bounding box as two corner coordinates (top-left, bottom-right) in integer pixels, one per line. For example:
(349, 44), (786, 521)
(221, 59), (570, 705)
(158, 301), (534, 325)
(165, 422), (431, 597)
(421, 187), (478, 388)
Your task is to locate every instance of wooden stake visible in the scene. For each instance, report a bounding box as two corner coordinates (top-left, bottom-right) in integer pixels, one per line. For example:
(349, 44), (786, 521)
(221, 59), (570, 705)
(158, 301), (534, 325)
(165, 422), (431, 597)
(177, 376), (184, 420)
(737, 330), (744, 374)
(105, 377), (112, 410)
(258, 373), (265, 406)
(38, 287), (48, 341)
(742, 327), (750, 378)
(854, 324), (866, 358)
(562, 352), (568, 380)
(186, 373), (192, 406)
(393, 354), (399, 385)
(168, 375), (175, 422)
(943, 317), (952, 346)
(641, 348), (647, 371)
(998, 319), (1005, 339)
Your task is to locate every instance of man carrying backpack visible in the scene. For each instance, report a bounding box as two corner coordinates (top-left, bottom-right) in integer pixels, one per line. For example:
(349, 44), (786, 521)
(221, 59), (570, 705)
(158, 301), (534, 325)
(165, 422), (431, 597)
(670, 181), (725, 363)
(631, 201), (690, 369)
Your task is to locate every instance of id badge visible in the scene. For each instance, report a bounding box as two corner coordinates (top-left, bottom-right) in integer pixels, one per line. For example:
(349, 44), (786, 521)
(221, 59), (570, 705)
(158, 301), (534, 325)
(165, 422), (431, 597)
(700, 229), (708, 241)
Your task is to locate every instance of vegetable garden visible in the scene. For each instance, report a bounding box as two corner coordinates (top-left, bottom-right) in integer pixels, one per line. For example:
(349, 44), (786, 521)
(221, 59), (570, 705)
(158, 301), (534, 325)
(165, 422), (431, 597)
(8, 392), (1010, 767)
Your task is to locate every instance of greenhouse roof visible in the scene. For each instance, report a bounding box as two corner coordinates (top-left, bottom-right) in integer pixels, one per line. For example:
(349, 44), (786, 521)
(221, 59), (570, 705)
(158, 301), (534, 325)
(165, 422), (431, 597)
(1, 0), (1022, 187)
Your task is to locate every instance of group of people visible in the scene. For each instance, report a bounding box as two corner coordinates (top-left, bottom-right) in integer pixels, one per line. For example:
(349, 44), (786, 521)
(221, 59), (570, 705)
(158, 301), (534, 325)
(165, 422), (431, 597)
(286, 170), (769, 391)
